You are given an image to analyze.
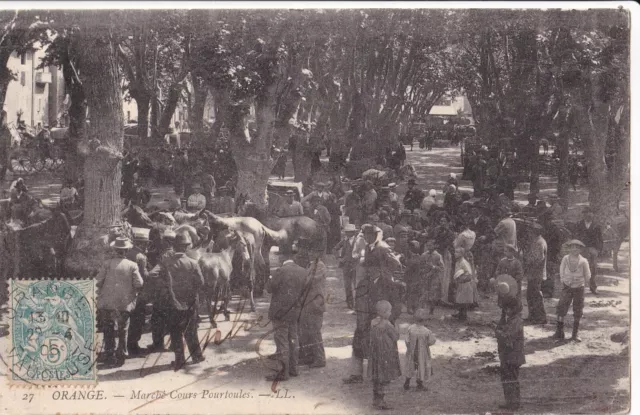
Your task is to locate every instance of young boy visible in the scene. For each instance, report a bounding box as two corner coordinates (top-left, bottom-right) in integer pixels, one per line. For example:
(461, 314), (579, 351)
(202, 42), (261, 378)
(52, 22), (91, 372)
(421, 238), (444, 315)
(369, 300), (402, 410)
(404, 308), (436, 391)
(495, 274), (525, 410)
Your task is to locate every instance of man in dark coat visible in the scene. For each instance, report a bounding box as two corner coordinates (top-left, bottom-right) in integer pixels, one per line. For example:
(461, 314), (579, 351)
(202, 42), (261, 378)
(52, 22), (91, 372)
(146, 230), (175, 352)
(158, 233), (205, 369)
(343, 224), (402, 384)
(333, 224), (358, 309)
(296, 240), (327, 368)
(574, 206), (603, 294)
(403, 179), (423, 212)
(266, 256), (306, 381)
(126, 228), (151, 356)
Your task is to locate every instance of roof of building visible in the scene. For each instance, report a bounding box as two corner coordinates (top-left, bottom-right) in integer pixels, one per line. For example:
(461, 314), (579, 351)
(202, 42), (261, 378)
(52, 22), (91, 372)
(428, 105), (458, 116)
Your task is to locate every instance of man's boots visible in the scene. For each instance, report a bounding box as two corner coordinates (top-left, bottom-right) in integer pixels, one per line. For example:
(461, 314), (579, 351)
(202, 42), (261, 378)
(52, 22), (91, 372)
(553, 321), (565, 340)
(571, 319), (582, 342)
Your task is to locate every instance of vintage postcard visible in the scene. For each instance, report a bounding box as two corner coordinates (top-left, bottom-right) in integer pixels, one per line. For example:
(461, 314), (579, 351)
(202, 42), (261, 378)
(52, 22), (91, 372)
(0, 1), (634, 414)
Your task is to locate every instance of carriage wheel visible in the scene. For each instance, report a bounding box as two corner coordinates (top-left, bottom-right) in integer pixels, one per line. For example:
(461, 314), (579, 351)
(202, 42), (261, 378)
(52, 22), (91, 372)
(16, 156), (33, 173)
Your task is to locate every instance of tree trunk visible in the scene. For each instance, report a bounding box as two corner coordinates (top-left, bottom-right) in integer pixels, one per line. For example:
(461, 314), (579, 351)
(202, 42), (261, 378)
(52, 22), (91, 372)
(158, 83), (182, 137)
(62, 60), (86, 184)
(66, 31), (125, 277)
(150, 91), (160, 139)
(572, 94), (619, 226)
(189, 76), (207, 137)
(556, 130), (570, 212)
(292, 130), (313, 183)
(229, 90), (277, 212)
(528, 139), (540, 195)
(134, 93), (150, 140)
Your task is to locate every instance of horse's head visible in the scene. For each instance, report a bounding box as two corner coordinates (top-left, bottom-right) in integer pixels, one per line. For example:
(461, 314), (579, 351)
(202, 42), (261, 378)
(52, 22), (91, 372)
(199, 209), (229, 242)
(122, 204), (155, 228)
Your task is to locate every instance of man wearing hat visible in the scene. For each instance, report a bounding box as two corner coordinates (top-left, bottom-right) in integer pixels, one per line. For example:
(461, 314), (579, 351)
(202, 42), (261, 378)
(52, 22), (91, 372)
(126, 227), (151, 356)
(296, 239), (328, 368)
(344, 224), (402, 385)
(96, 237), (144, 367)
(376, 211), (394, 240)
(387, 183), (400, 211)
(361, 180), (378, 216)
(146, 230), (176, 352)
(157, 233), (206, 368)
(393, 210), (413, 256)
(494, 274), (525, 411)
(574, 207), (603, 294)
(403, 178), (422, 212)
(211, 186), (235, 215)
(554, 239), (590, 342)
(333, 224), (358, 309)
(186, 183), (206, 212)
(523, 224), (548, 324)
(276, 189), (304, 217)
(495, 244), (524, 306)
(265, 252), (307, 381)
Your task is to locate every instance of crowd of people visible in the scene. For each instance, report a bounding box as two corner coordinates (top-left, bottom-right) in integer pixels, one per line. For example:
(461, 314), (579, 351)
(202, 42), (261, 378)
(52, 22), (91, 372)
(2, 132), (611, 411)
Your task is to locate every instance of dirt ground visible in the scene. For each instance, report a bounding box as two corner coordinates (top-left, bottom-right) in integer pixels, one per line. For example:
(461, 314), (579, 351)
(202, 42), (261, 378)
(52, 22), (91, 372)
(0, 146), (630, 414)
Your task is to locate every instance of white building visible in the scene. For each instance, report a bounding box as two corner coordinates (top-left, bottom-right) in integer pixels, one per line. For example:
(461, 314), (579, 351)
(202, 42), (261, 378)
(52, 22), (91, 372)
(4, 44), (54, 128)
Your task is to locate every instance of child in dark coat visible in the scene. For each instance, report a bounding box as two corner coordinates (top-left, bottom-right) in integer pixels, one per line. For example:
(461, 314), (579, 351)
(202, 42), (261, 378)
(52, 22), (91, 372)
(369, 300), (402, 410)
(495, 275), (525, 411)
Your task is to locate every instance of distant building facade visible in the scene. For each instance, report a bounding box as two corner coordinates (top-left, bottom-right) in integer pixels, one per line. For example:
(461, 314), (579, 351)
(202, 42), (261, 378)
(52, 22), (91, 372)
(4, 44), (55, 128)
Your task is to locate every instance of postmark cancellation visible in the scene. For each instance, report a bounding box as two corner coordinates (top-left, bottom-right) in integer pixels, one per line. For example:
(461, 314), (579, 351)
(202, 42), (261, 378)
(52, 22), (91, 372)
(8, 279), (97, 386)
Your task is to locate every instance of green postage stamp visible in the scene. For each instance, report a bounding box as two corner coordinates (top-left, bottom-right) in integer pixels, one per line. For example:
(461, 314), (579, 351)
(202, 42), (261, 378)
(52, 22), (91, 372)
(9, 279), (97, 386)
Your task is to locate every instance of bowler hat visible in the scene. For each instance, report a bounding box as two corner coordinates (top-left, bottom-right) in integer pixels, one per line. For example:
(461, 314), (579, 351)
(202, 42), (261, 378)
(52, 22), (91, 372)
(408, 179), (417, 185)
(361, 224), (377, 234)
(110, 237), (133, 250)
(388, 182), (397, 189)
(174, 233), (192, 247)
(286, 189), (295, 195)
(494, 274), (518, 300)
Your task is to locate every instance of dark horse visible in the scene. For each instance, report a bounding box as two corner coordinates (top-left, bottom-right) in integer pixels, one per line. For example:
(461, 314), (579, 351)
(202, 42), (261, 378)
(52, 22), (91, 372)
(2, 210), (72, 279)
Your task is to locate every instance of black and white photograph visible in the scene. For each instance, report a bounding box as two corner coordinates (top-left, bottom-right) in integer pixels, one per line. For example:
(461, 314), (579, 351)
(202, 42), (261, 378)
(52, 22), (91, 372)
(0, 2), (634, 414)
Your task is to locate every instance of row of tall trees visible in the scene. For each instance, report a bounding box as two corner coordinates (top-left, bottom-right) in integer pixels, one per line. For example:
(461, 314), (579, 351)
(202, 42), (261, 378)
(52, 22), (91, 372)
(0, 9), (629, 274)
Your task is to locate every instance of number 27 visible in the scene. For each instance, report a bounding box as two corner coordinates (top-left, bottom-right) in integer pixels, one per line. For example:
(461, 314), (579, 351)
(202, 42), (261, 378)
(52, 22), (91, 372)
(22, 394), (34, 403)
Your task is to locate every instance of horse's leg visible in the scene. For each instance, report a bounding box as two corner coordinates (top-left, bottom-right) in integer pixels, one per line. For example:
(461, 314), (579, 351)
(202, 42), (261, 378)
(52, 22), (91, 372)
(249, 278), (256, 313)
(223, 281), (231, 321)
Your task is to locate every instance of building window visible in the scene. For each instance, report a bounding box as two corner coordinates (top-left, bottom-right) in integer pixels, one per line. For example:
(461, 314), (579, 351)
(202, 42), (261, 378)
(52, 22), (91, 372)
(20, 54), (25, 65)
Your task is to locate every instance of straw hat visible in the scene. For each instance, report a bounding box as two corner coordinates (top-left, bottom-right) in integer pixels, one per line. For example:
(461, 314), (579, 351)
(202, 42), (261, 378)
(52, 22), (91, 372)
(564, 239), (585, 248)
(110, 237), (133, 250)
(494, 274), (518, 300)
(131, 227), (150, 242)
(163, 230), (177, 240)
(344, 224), (357, 233)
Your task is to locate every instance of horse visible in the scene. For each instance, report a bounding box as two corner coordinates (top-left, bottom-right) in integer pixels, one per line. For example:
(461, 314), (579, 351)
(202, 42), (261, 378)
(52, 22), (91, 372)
(262, 215), (325, 255)
(199, 229), (252, 326)
(199, 209), (286, 296)
(2, 210), (72, 279)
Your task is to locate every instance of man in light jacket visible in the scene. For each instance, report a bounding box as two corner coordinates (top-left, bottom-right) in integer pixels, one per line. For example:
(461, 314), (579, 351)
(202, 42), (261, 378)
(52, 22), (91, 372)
(96, 237), (143, 367)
